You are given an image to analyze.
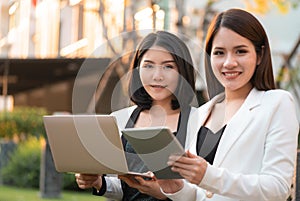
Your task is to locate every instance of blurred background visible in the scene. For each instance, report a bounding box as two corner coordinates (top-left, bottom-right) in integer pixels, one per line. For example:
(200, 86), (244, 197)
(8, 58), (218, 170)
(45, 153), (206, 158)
(0, 0), (299, 200)
(0, 0), (299, 115)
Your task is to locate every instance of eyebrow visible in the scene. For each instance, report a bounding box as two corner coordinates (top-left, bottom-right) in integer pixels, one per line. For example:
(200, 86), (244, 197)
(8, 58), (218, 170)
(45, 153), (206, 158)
(142, 59), (176, 64)
(234, 45), (249, 49)
(213, 45), (249, 49)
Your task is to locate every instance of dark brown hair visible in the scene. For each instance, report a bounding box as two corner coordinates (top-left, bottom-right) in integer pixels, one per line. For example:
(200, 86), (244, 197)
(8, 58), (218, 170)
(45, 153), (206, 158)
(205, 8), (275, 99)
(128, 31), (196, 110)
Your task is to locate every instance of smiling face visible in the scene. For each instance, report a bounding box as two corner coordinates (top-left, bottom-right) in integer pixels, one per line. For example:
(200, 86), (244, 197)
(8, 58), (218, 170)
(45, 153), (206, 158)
(139, 46), (179, 105)
(211, 27), (260, 95)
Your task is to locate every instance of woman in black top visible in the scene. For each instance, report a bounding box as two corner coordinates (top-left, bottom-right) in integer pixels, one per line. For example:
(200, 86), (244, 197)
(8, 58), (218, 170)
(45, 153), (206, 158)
(75, 30), (198, 201)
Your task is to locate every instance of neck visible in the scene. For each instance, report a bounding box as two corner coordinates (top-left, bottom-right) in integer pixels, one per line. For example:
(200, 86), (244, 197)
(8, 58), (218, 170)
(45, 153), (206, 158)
(152, 99), (178, 115)
(224, 85), (253, 103)
(149, 105), (179, 117)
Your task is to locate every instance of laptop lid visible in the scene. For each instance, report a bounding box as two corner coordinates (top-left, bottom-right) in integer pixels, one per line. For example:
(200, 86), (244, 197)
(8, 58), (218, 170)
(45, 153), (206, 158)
(43, 114), (129, 174)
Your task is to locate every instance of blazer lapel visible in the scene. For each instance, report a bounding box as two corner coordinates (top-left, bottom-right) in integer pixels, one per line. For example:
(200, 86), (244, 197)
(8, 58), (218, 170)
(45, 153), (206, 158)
(213, 88), (264, 166)
(186, 95), (223, 151)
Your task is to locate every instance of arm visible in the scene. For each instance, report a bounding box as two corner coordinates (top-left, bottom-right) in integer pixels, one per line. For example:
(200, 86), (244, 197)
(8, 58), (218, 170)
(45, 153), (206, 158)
(160, 91), (299, 201)
(197, 91), (298, 200)
(75, 173), (123, 200)
(75, 173), (102, 190)
(158, 178), (207, 201)
(102, 175), (123, 200)
(119, 174), (168, 200)
(157, 151), (208, 200)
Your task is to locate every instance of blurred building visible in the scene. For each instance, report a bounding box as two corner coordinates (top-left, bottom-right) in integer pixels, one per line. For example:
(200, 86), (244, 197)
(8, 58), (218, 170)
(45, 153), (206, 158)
(0, 0), (299, 115)
(0, 0), (209, 114)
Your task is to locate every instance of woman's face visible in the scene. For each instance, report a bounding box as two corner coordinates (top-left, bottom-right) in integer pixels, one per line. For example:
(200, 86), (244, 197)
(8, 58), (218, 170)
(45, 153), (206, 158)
(210, 27), (260, 93)
(139, 46), (179, 104)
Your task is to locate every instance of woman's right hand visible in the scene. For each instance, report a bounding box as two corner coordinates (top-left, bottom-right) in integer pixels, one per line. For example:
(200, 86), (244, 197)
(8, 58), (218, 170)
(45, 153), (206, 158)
(157, 179), (184, 194)
(75, 173), (102, 190)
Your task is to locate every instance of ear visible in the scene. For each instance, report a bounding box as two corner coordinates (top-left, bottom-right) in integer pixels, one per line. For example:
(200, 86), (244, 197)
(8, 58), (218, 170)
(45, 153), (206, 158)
(256, 46), (264, 65)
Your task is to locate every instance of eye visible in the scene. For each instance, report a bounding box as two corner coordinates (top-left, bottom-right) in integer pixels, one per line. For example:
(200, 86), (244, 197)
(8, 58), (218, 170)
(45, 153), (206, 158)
(236, 49), (248, 54)
(212, 50), (223, 55)
(142, 64), (154, 69)
(162, 65), (174, 70)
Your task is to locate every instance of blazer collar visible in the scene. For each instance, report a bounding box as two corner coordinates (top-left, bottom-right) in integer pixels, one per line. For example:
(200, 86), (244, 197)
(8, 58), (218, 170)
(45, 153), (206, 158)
(211, 88), (265, 166)
(209, 87), (263, 111)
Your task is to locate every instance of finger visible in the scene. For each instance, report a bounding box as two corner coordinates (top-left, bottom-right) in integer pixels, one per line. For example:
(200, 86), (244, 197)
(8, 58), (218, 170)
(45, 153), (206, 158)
(79, 176), (98, 182)
(171, 162), (207, 185)
(146, 171), (155, 179)
(168, 157), (193, 167)
(168, 154), (183, 163)
(171, 166), (195, 177)
(76, 179), (93, 189)
(77, 174), (99, 180)
(170, 159), (202, 175)
(169, 154), (194, 164)
(134, 176), (147, 185)
(170, 154), (204, 167)
(186, 150), (197, 158)
(118, 175), (130, 182)
(174, 158), (204, 171)
(119, 175), (139, 187)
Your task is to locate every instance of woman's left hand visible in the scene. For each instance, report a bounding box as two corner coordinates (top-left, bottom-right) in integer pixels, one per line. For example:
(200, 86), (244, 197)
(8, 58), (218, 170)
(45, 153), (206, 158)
(118, 173), (167, 200)
(168, 150), (208, 185)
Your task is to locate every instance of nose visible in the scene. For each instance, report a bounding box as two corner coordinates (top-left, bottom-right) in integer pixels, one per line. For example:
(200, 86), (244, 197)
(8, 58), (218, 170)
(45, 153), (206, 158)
(152, 66), (164, 81)
(223, 54), (237, 69)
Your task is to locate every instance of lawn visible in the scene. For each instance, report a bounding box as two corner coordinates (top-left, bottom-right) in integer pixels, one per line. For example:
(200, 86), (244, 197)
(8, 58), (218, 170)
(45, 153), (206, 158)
(0, 185), (106, 201)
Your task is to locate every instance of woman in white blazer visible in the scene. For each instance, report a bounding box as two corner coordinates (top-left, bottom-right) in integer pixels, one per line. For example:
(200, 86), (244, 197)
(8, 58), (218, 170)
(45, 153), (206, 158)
(159, 8), (299, 201)
(75, 31), (200, 201)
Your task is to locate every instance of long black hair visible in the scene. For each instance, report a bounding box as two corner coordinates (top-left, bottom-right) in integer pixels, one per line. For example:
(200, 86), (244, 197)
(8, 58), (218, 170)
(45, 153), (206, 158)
(128, 31), (196, 110)
(205, 8), (275, 99)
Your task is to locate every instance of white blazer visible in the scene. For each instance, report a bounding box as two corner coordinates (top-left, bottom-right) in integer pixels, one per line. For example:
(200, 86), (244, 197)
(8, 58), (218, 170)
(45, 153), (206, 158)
(101, 105), (200, 200)
(164, 88), (299, 201)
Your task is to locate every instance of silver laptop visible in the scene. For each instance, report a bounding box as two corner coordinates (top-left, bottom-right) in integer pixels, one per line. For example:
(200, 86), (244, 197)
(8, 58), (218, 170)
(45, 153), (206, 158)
(43, 115), (183, 179)
(44, 115), (133, 175)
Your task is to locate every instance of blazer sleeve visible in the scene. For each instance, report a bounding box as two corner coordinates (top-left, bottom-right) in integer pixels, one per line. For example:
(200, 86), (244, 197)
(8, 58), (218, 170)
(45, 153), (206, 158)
(102, 175), (123, 200)
(161, 180), (206, 201)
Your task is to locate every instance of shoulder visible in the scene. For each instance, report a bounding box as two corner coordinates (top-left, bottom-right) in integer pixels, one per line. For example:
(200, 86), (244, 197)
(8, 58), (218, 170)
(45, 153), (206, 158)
(110, 105), (137, 117)
(190, 106), (197, 113)
(262, 89), (296, 105)
(110, 105), (137, 129)
(264, 89), (294, 99)
(262, 89), (299, 139)
(242, 88), (297, 114)
(195, 92), (224, 113)
(261, 89), (298, 121)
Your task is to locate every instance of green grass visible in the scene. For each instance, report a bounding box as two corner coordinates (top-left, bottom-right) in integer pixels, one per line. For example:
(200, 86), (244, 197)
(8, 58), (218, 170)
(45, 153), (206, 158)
(0, 185), (106, 201)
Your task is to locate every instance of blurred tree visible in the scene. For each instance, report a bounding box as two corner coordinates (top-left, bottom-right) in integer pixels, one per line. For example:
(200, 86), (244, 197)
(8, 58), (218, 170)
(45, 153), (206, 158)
(241, 0), (298, 14)
(0, 107), (47, 141)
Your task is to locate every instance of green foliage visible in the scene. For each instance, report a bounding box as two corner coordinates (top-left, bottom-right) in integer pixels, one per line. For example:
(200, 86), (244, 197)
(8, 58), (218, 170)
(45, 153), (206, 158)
(63, 173), (83, 191)
(0, 107), (48, 140)
(291, 0), (300, 8)
(0, 185), (105, 201)
(1, 136), (80, 190)
(1, 137), (41, 188)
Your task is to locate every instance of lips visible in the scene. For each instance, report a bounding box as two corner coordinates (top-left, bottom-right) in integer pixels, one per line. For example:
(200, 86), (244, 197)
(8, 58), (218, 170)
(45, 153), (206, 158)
(222, 72), (241, 79)
(150, 84), (167, 88)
